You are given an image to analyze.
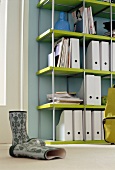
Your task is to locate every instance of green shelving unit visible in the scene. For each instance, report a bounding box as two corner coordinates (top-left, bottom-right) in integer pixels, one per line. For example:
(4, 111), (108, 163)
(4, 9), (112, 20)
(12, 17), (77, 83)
(37, 0), (114, 144)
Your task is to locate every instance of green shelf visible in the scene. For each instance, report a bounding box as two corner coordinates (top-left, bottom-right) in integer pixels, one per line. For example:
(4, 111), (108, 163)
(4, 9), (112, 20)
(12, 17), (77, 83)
(36, 29), (112, 43)
(37, 103), (85, 110)
(37, 103), (105, 110)
(85, 105), (105, 109)
(85, 69), (111, 76)
(45, 140), (107, 145)
(37, 67), (112, 77)
(37, 66), (83, 76)
(36, 29), (83, 42)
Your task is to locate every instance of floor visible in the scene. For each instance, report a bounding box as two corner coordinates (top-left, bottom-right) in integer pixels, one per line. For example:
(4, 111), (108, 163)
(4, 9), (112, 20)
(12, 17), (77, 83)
(1, 144), (115, 170)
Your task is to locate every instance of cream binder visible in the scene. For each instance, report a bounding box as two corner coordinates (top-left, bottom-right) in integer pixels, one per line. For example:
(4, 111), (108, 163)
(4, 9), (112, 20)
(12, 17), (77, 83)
(85, 75), (95, 105)
(56, 110), (73, 141)
(78, 75), (94, 105)
(70, 38), (80, 68)
(112, 42), (115, 71)
(86, 40), (100, 70)
(94, 76), (101, 105)
(73, 110), (83, 140)
(100, 41), (109, 71)
(101, 111), (105, 140)
(85, 110), (92, 140)
(92, 111), (102, 140)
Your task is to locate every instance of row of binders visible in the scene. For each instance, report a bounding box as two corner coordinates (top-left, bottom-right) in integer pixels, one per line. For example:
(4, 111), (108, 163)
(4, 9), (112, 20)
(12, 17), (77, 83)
(48, 38), (115, 71)
(56, 110), (104, 141)
(78, 75), (101, 105)
(86, 40), (115, 71)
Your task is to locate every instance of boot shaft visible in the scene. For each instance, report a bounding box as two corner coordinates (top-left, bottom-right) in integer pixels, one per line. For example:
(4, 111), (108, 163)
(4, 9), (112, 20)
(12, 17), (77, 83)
(9, 111), (29, 145)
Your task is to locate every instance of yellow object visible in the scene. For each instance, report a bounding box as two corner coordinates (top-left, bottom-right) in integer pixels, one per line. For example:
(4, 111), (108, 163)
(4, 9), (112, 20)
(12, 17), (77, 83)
(104, 87), (115, 117)
(103, 87), (115, 144)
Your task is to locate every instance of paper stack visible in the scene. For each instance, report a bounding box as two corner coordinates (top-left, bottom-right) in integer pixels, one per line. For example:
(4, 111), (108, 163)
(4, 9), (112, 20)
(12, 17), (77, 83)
(47, 92), (83, 104)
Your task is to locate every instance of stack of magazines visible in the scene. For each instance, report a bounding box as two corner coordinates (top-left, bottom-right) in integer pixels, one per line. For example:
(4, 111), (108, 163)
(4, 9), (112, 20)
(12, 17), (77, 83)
(47, 92), (83, 104)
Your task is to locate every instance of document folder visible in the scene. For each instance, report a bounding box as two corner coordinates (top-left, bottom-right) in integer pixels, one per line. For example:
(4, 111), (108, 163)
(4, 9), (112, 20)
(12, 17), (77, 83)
(86, 40), (100, 70)
(70, 38), (80, 68)
(92, 111), (102, 140)
(100, 41), (109, 71)
(85, 110), (92, 140)
(101, 111), (105, 140)
(112, 42), (115, 71)
(85, 75), (95, 105)
(73, 110), (83, 140)
(94, 76), (101, 105)
(56, 110), (73, 141)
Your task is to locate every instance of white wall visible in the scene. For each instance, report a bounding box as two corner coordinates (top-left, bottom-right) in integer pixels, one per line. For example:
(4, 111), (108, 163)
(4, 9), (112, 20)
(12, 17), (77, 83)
(0, 0), (29, 144)
(0, 0), (7, 105)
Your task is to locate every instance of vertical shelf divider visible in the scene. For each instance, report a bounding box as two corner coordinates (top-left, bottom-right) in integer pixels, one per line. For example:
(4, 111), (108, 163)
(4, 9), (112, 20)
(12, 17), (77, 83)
(51, 0), (55, 141)
(83, 0), (86, 141)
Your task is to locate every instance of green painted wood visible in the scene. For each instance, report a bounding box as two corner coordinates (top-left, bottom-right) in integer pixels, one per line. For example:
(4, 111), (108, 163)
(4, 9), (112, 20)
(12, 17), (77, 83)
(85, 69), (111, 76)
(36, 29), (83, 42)
(37, 103), (85, 109)
(36, 29), (112, 42)
(37, 103), (105, 110)
(36, 67), (111, 77)
(36, 67), (84, 76)
(45, 140), (107, 145)
(85, 105), (105, 109)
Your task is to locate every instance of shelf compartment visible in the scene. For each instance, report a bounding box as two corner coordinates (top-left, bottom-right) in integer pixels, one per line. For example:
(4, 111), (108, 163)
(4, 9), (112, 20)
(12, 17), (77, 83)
(37, 103), (105, 110)
(37, 66), (84, 76)
(36, 29), (112, 42)
(45, 140), (107, 145)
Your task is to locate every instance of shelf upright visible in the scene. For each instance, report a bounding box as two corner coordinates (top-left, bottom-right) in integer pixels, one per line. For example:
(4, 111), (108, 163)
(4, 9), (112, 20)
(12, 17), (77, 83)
(38, 2), (41, 138)
(51, 0), (55, 141)
(82, 0), (87, 141)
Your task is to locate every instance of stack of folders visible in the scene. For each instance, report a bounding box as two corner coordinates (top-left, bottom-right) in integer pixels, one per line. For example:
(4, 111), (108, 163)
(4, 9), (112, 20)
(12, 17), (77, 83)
(72, 6), (96, 34)
(47, 92), (83, 104)
(86, 40), (111, 71)
(78, 75), (101, 105)
(48, 38), (80, 69)
(56, 110), (104, 141)
(84, 110), (104, 140)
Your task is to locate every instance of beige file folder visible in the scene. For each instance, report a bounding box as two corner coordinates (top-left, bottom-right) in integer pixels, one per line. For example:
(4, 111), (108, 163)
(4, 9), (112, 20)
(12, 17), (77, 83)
(56, 110), (73, 141)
